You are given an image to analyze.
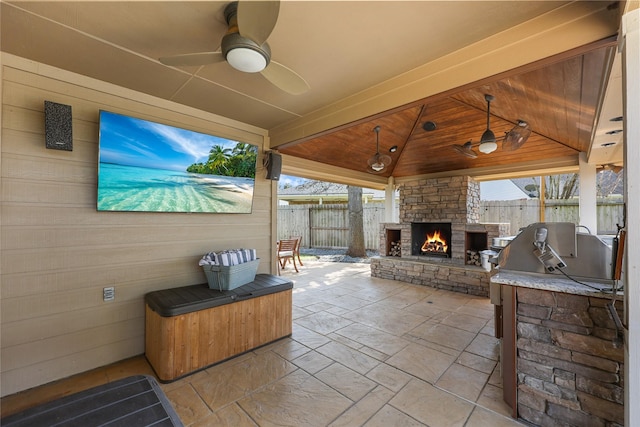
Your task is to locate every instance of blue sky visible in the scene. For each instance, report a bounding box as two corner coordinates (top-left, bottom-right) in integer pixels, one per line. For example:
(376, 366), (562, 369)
(98, 111), (244, 171)
(279, 175), (308, 188)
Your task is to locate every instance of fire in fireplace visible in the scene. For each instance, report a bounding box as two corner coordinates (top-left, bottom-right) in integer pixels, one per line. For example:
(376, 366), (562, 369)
(421, 230), (448, 254)
(411, 222), (452, 257)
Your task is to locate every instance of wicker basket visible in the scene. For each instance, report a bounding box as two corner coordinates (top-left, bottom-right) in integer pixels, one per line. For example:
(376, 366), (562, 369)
(202, 259), (260, 291)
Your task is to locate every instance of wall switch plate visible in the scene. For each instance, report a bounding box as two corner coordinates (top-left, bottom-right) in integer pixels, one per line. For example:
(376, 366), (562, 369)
(103, 287), (115, 302)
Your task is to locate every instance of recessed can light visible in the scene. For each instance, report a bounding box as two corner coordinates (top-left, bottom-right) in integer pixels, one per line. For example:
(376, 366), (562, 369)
(422, 121), (437, 131)
(601, 142), (616, 147)
(610, 116), (623, 122)
(389, 146), (398, 153)
(605, 129), (623, 135)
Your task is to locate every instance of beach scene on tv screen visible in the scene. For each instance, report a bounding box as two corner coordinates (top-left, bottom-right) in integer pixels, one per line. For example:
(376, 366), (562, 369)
(97, 111), (257, 213)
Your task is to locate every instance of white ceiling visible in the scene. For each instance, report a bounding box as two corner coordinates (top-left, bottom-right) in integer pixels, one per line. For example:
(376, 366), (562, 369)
(1, 0), (629, 184)
(1, 0), (587, 129)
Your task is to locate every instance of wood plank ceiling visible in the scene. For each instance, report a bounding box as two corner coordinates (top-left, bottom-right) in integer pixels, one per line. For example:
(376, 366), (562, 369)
(277, 40), (615, 179)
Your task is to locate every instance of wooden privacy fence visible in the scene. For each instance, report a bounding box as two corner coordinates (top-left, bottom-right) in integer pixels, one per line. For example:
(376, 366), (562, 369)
(278, 199), (624, 250)
(277, 204), (386, 250)
(479, 199), (624, 235)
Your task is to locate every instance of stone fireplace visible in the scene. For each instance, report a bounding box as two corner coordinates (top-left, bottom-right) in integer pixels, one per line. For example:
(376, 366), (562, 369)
(371, 176), (510, 296)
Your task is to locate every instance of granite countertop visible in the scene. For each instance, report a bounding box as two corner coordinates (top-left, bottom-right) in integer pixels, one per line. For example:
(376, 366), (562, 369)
(491, 270), (621, 297)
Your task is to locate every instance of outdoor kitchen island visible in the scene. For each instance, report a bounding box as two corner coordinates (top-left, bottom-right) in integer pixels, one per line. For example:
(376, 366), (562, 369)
(491, 269), (624, 426)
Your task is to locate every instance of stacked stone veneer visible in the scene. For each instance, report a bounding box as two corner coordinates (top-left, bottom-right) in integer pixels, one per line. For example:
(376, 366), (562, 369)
(399, 176), (481, 263)
(371, 257), (492, 296)
(371, 176), (508, 297)
(515, 287), (624, 426)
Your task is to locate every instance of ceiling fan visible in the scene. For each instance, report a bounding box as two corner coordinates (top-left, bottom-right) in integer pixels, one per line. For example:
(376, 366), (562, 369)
(367, 126), (392, 173)
(452, 94), (531, 157)
(159, 1), (309, 95)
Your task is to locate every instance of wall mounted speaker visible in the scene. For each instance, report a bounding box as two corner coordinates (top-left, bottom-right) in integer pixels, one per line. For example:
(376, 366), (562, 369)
(44, 101), (73, 151)
(264, 151), (282, 181)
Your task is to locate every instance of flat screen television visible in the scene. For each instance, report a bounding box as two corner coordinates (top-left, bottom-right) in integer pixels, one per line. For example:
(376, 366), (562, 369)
(97, 110), (257, 213)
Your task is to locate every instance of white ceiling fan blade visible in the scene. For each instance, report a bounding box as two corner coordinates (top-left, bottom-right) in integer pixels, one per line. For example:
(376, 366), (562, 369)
(237, 0), (280, 45)
(261, 60), (309, 95)
(159, 52), (225, 67)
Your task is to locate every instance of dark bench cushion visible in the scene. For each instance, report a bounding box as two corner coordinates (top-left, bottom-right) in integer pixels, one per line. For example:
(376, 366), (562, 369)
(145, 274), (294, 317)
(0, 375), (183, 427)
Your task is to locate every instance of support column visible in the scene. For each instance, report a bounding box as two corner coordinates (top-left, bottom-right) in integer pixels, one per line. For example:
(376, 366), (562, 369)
(385, 176), (397, 223)
(622, 8), (639, 427)
(578, 152), (598, 234)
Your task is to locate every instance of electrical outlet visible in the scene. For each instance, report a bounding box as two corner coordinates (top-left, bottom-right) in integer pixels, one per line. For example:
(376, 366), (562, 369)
(103, 287), (115, 302)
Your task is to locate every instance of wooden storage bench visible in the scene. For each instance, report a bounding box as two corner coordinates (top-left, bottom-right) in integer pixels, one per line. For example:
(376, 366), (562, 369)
(145, 274), (293, 382)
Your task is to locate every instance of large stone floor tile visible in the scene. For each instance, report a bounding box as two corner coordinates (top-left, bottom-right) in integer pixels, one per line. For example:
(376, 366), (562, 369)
(389, 378), (474, 426)
(441, 311), (488, 333)
(164, 383), (212, 425)
(334, 322), (410, 357)
(295, 310), (354, 335)
(366, 363), (412, 392)
(466, 406), (526, 426)
(364, 404), (426, 426)
(343, 303), (428, 336)
(386, 343), (457, 384)
(456, 351), (498, 375)
(291, 323), (332, 349)
(408, 322), (477, 351)
(329, 386), (395, 427)
(189, 403), (258, 427)
(435, 363), (490, 402)
(238, 369), (352, 426)
(315, 362), (378, 401)
(193, 352), (296, 411)
(465, 332), (501, 361)
(316, 341), (380, 375)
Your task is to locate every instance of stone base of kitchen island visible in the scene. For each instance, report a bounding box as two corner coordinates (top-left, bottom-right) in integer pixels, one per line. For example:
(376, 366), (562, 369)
(370, 256), (491, 297)
(492, 273), (625, 426)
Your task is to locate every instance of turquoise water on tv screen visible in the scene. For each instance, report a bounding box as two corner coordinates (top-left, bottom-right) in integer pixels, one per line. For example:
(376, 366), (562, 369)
(97, 163), (254, 213)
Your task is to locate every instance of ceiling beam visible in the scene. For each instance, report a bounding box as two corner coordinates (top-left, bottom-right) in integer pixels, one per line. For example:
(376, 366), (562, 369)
(393, 155), (581, 184)
(280, 154), (389, 190)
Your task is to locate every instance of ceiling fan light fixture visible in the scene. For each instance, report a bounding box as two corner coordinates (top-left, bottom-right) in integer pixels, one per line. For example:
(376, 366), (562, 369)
(369, 158), (386, 172)
(477, 94), (497, 154)
(478, 140), (498, 154)
(480, 128), (496, 144)
(226, 47), (268, 73)
(367, 126), (392, 173)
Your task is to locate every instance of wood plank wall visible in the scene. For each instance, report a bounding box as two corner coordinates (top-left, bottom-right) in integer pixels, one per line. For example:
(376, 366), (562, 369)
(0, 55), (275, 397)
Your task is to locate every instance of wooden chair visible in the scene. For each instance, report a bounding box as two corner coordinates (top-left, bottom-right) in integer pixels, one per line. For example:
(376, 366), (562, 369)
(277, 238), (299, 274)
(290, 236), (303, 267)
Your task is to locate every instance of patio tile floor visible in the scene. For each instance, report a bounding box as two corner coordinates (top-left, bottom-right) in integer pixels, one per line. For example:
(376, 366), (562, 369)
(1, 260), (526, 426)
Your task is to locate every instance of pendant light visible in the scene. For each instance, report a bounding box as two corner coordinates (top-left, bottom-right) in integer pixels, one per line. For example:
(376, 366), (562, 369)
(367, 126), (392, 172)
(478, 94), (497, 154)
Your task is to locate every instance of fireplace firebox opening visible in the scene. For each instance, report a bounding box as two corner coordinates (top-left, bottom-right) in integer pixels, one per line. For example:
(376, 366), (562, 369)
(411, 222), (452, 257)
